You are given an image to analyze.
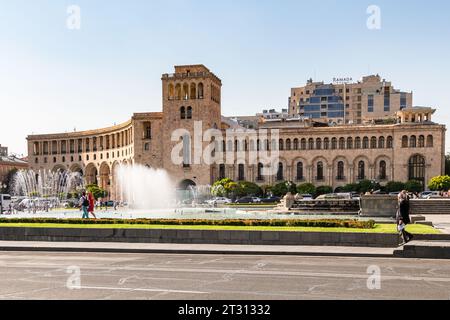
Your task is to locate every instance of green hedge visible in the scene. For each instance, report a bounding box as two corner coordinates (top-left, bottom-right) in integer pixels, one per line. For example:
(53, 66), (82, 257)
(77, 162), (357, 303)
(0, 218), (375, 229)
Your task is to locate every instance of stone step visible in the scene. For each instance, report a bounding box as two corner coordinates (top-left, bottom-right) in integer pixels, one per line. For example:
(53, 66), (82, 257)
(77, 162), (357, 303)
(410, 216), (426, 223)
(394, 241), (450, 259)
(415, 221), (434, 227)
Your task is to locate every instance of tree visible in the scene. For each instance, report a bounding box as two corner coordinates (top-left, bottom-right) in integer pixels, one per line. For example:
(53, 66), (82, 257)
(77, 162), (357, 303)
(86, 184), (107, 200)
(357, 180), (380, 193)
(237, 181), (263, 197)
(428, 176), (450, 191)
(405, 180), (423, 193)
(341, 183), (359, 192)
(271, 181), (297, 197)
(297, 183), (316, 195)
(385, 181), (406, 193)
(1, 168), (18, 194)
(212, 178), (239, 198)
(315, 186), (333, 197)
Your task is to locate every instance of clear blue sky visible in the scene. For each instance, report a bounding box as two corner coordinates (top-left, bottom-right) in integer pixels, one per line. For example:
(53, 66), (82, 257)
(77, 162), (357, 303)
(1, 0), (449, 156)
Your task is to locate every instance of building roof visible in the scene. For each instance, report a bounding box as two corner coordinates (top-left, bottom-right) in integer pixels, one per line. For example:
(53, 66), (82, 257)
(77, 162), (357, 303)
(0, 155), (28, 166)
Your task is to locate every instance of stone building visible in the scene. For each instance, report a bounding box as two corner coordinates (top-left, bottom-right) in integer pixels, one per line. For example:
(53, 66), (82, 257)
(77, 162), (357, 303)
(0, 145), (28, 187)
(26, 65), (446, 199)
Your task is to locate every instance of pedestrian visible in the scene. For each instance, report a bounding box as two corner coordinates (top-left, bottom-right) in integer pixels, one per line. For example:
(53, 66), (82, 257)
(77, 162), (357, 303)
(88, 192), (97, 219)
(397, 190), (413, 244)
(79, 192), (90, 219)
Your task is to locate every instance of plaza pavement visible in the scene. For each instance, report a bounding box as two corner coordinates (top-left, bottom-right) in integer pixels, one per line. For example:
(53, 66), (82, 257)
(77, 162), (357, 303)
(1, 250), (450, 299)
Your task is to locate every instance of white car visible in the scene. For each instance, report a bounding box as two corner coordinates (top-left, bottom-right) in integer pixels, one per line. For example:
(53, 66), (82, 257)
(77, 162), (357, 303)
(207, 197), (232, 205)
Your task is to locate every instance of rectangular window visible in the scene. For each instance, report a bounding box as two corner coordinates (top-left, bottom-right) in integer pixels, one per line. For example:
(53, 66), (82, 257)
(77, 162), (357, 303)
(400, 93), (407, 109)
(368, 95), (374, 112)
(384, 87), (390, 112)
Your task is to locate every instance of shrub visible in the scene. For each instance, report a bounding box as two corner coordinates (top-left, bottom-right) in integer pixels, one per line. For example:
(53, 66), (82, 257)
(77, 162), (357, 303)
(385, 181), (406, 193)
(357, 180), (381, 193)
(404, 180), (423, 193)
(0, 217), (376, 229)
(341, 183), (359, 193)
(315, 186), (333, 197)
(428, 175), (450, 191)
(271, 181), (297, 197)
(297, 183), (316, 195)
(237, 181), (263, 197)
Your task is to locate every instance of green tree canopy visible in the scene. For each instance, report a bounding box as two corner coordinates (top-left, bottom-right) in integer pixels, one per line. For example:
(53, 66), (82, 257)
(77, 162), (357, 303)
(385, 181), (406, 193)
(271, 181), (297, 197)
(428, 176), (450, 191)
(86, 184), (107, 200)
(315, 186), (333, 197)
(296, 183), (316, 195)
(405, 180), (424, 193)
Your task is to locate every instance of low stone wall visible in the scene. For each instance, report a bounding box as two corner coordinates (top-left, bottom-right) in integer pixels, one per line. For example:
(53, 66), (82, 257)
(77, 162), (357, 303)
(0, 226), (400, 248)
(359, 195), (398, 218)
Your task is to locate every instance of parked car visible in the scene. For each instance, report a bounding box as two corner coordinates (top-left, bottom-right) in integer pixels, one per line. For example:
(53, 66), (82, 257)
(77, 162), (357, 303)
(260, 196), (281, 203)
(300, 194), (313, 201)
(420, 191), (441, 199)
(206, 197), (232, 205)
(235, 196), (261, 204)
(389, 192), (400, 196)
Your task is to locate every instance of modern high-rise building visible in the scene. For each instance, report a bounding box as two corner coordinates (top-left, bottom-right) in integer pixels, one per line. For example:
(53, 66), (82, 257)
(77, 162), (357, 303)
(288, 75), (413, 125)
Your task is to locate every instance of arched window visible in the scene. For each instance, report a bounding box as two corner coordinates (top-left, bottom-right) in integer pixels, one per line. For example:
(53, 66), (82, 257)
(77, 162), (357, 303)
(197, 83), (204, 99)
(402, 136), (408, 148)
(316, 138), (322, 150)
(265, 139), (270, 151)
(279, 139), (284, 151)
(293, 139), (299, 150)
(410, 135), (417, 148)
(355, 137), (361, 149)
(238, 164), (245, 181)
(358, 161), (365, 180)
(256, 139), (260, 151)
(379, 160), (387, 180)
(175, 84), (182, 100)
(190, 83), (196, 99)
(362, 137), (369, 149)
(227, 140), (233, 152)
(286, 139), (291, 151)
(296, 162), (304, 181)
(257, 163), (264, 181)
(378, 137), (385, 149)
(168, 84), (174, 100)
(387, 136), (393, 148)
(337, 161), (345, 180)
(427, 135), (434, 147)
(219, 164), (226, 180)
(300, 139), (306, 150)
(324, 138), (330, 150)
(308, 138), (314, 150)
(277, 163), (284, 181)
(418, 135), (425, 148)
(272, 139), (278, 151)
(347, 137), (353, 149)
(187, 106), (192, 119)
(183, 83), (189, 100)
(339, 138), (345, 150)
(409, 155), (426, 186)
(331, 138), (337, 150)
(316, 162), (324, 181)
(371, 137), (377, 149)
(180, 106), (186, 119)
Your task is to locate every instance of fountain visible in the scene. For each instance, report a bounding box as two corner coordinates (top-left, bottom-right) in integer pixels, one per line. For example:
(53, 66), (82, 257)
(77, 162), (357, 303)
(12, 169), (84, 210)
(115, 164), (175, 210)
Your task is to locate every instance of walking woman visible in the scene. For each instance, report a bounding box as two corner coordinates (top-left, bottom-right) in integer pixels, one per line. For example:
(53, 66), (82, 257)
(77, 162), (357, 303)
(397, 190), (414, 244)
(88, 192), (97, 219)
(79, 192), (89, 219)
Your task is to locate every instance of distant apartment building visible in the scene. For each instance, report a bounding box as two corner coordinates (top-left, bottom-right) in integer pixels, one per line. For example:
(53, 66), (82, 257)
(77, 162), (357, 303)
(0, 145), (7, 157)
(0, 145), (28, 185)
(289, 75), (413, 125)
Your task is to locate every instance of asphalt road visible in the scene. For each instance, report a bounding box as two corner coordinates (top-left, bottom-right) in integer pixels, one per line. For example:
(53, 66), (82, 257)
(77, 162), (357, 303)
(0, 251), (450, 300)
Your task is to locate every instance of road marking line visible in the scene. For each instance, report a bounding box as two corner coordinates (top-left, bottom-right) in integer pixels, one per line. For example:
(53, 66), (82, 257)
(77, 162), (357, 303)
(79, 286), (207, 294)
